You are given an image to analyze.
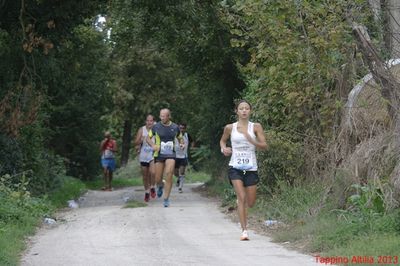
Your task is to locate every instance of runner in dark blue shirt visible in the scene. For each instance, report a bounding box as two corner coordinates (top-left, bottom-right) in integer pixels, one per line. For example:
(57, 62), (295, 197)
(147, 108), (182, 207)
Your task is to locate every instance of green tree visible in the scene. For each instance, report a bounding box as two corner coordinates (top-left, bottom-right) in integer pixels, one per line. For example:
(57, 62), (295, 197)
(219, 0), (363, 185)
(0, 0), (109, 190)
(108, 0), (244, 174)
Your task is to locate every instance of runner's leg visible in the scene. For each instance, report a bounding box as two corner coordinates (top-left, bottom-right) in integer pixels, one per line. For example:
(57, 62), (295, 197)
(149, 161), (156, 188)
(231, 180), (248, 231)
(155, 161), (164, 186)
(141, 165), (150, 191)
(246, 185), (257, 208)
(178, 165), (186, 191)
(108, 168), (113, 190)
(155, 161), (165, 197)
(149, 161), (156, 198)
(174, 166), (180, 187)
(163, 158), (176, 200)
(141, 165), (150, 201)
(102, 166), (108, 190)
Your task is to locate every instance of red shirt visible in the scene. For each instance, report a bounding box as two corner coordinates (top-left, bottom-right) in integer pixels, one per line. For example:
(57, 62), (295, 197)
(102, 139), (116, 152)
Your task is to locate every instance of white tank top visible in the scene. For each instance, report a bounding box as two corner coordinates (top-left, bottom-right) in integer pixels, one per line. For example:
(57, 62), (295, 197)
(175, 132), (189, 159)
(139, 126), (154, 163)
(229, 122), (257, 171)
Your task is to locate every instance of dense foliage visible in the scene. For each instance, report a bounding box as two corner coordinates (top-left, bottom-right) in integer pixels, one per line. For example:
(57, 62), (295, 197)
(220, 1), (362, 187)
(0, 0), (109, 191)
(1, 0), (395, 199)
(1, 0), (400, 262)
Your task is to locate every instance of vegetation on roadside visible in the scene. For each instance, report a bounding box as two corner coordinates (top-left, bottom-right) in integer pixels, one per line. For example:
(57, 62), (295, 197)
(84, 158), (143, 190)
(0, 175), (84, 266)
(0, 159), (211, 265)
(123, 200), (147, 209)
(182, 168), (211, 184)
(216, 179), (400, 261)
(1, 0), (400, 265)
(269, 181), (400, 258)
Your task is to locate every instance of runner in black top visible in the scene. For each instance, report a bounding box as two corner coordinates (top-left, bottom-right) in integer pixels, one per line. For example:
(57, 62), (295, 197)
(147, 108), (182, 207)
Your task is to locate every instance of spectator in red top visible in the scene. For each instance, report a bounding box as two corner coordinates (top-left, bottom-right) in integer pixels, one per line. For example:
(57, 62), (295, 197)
(100, 131), (117, 191)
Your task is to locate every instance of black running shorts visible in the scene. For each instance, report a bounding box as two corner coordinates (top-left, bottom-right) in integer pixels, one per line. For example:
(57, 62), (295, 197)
(175, 158), (188, 168)
(228, 167), (259, 187)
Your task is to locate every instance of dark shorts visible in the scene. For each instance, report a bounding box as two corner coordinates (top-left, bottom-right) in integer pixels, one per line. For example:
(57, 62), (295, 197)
(140, 161), (150, 167)
(175, 158), (188, 168)
(228, 167), (259, 187)
(101, 158), (116, 172)
(154, 157), (175, 163)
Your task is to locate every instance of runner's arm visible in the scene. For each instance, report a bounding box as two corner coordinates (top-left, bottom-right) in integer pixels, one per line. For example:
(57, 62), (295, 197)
(146, 129), (160, 152)
(100, 139), (106, 153)
(219, 124), (232, 156)
(133, 127), (143, 153)
(112, 139), (118, 152)
(245, 123), (267, 150)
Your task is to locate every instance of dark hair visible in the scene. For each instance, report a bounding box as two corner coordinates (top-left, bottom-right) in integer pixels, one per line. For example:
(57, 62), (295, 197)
(234, 99), (252, 111)
(179, 122), (187, 128)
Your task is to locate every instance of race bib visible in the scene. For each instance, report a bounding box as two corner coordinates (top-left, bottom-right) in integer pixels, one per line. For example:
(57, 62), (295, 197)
(140, 144), (153, 162)
(232, 150), (253, 170)
(143, 146), (153, 153)
(160, 141), (174, 155)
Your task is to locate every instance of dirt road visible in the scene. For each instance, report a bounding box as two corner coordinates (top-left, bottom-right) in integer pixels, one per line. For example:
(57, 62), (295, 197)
(21, 183), (316, 266)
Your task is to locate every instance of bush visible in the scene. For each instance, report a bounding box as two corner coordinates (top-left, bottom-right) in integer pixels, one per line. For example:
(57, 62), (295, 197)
(256, 180), (324, 223)
(257, 130), (305, 194)
(0, 174), (52, 265)
(47, 176), (86, 208)
(0, 134), (23, 176)
(0, 174), (85, 265)
(0, 174), (51, 224)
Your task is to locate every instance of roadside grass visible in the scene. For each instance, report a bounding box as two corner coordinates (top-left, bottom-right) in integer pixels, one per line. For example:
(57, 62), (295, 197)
(325, 234), (400, 258)
(247, 180), (400, 261)
(1, 220), (42, 265)
(114, 158), (142, 180)
(0, 175), (84, 266)
(47, 176), (86, 208)
(309, 210), (400, 257)
(183, 167), (211, 184)
(85, 160), (211, 191)
(84, 176), (143, 190)
(206, 177), (400, 262)
(123, 200), (147, 208)
(84, 159), (143, 190)
(203, 177), (235, 206)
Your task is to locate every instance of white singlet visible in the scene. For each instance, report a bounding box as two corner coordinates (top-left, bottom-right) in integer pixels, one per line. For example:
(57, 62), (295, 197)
(139, 126), (154, 163)
(229, 122), (257, 171)
(175, 132), (189, 159)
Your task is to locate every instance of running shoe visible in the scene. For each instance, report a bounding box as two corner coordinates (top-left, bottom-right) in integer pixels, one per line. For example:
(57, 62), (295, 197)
(157, 186), (163, 198)
(178, 188), (183, 193)
(144, 192), (150, 202)
(163, 198), (170, 207)
(150, 187), (156, 198)
(240, 230), (249, 241)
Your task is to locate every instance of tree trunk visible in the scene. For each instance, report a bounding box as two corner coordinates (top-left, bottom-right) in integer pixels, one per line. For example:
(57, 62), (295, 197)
(383, 0), (400, 58)
(352, 21), (400, 205)
(120, 119), (132, 167)
(352, 24), (399, 118)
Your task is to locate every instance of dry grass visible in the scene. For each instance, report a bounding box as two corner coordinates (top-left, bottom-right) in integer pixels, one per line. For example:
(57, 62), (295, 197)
(331, 63), (400, 209)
